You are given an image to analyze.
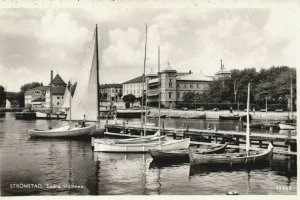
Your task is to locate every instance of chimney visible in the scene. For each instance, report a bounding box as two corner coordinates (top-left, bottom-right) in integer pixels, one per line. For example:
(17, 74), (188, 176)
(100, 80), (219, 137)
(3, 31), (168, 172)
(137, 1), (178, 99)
(50, 70), (53, 86)
(220, 59), (223, 70)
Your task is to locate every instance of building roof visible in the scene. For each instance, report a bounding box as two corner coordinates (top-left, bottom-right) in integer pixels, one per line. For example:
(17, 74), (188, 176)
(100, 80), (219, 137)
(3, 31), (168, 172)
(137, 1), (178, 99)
(25, 86), (50, 95)
(162, 64), (177, 73)
(123, 75), (144, 84)
(52, 86), (66, 95)
(177, 72), (213, 82)
(146, 68), (158, 77)
(51, 74), (66, 86)
(100, 84), (122, 89)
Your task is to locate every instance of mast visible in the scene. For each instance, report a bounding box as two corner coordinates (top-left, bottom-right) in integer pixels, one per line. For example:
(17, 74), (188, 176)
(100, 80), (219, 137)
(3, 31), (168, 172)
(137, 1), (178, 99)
(246, 83), (250, 156)
(290, 76), (293, 119)
(69, 81), (72, 123)
(95, 24), (100, 121)
(158, 45), (161, 148)
(50, 70), (53, 114)
(265, 96), (268, 124)
(141, 24), (148, 135)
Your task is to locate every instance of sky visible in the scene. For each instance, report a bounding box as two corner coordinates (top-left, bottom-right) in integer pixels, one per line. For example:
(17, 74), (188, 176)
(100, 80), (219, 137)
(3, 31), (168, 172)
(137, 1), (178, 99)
(0, 1), (298, 92)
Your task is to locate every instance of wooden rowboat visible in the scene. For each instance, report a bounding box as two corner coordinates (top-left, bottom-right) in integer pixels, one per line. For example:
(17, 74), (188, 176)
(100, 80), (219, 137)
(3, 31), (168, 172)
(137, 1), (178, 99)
(28, 124), (96, 138)
(189, 143), (273, 165)
(93, 138), (190, 153)
(91, 131), (166, 146)
(149, 143), (227, 162)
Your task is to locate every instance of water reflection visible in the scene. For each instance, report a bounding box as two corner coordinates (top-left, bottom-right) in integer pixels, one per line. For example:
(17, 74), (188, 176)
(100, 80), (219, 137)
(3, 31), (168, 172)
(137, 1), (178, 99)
(0, 113), (297, 195)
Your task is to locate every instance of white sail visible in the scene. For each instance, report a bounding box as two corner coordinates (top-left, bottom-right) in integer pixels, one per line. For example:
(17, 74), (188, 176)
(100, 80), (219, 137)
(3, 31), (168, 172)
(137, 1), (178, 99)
(5, 99), (11, 109)
(67, 31), (98, 121)
(61, 87), (71, 109)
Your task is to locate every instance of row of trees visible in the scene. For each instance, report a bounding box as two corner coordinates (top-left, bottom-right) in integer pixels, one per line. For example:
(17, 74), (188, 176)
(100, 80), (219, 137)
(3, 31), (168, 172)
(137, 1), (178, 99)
(181, 66), (296, 110)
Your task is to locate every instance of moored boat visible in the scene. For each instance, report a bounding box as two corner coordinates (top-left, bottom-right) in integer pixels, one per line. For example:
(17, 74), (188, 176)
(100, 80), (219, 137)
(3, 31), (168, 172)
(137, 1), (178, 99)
(149, 143), (227, 162)
(28, 123), (96, 138)
(36, 111), (67, 119)
(190, 83), (273, 166)
(93, 138), (190, 153)
(219, 114), (251, 121)
(278, 123), (296, 130)
(91, 131), (165, 146)
(189, 143), (273, 165)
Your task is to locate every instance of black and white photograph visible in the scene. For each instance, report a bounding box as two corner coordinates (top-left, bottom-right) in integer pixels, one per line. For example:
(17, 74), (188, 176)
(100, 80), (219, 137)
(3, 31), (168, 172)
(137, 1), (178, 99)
(0, 0), (298, 197)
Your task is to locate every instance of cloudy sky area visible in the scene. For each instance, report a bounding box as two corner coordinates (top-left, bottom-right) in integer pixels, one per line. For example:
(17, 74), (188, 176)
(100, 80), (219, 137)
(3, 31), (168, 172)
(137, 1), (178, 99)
(0, 6), (298, 91)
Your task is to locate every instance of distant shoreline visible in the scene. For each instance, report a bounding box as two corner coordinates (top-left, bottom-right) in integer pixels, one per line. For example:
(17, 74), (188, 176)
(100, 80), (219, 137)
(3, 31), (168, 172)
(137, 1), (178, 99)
(148, 108), (296, 121)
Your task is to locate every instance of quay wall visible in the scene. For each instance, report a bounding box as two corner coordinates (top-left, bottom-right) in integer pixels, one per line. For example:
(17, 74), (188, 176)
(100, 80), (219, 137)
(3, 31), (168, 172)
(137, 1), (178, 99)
(148, 108), (296, 121)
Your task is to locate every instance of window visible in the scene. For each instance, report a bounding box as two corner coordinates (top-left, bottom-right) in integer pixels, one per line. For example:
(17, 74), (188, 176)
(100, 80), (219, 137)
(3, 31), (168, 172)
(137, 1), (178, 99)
(57, 97), (60, 99)
(169, 79), (172, 88)
(177, 92), (180, 98)
(190, 83), (193, 88)
(57, 102), (59, 105)
(169, 92), (172, 99)
(184, 84), (187, 88)
(62, 97), (64, 99)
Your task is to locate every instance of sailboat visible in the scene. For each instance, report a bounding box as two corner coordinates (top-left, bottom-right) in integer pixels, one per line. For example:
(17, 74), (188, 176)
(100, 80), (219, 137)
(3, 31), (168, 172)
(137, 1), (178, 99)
(189, 83), (273, 165)
(279, 77), (296, 130)
(28, 25), (103, 137)
(93, 45), (190, 152)
(5, 99), (11, 110)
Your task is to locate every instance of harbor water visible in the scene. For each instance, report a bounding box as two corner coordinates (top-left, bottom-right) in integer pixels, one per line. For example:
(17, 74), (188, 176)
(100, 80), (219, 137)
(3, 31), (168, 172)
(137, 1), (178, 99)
(0, 112), (297, 196)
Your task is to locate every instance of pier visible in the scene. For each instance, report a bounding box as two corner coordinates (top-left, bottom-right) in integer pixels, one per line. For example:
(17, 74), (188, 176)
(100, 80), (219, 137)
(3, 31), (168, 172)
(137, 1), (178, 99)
(105, 123), (297, 155)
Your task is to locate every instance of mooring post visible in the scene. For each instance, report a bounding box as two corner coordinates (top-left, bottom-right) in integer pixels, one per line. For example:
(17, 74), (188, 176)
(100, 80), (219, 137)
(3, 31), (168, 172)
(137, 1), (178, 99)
(208, 136), (212, 143)
(173, 132), (176, 139)
(186, 124), (189, 131)
(106, 119), (108, 125)
(214, 136), (218, 143)
(236, 125), (239, 132)
(236, 137), (240, 146)
(259, 140), (262, 148)
(270, 126), (273, 133)
(287, 131), (291, 153)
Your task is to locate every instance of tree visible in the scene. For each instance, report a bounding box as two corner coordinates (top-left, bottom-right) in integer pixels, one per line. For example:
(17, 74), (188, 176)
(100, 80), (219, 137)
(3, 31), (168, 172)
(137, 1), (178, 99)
(118, 91), (123, 99)
(0, 85), (6, 107)
(123, 94), (136, 107)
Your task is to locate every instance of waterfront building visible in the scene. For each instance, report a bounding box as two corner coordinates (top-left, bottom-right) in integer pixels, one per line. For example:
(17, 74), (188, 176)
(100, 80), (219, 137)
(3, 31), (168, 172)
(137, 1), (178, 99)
(25, 86), (49, 108)
(25, 72), (66, 110)
(214, 59), (231, 80)
(100, 84), (122, 102)
(148, 64), (213, 108)
(122, 76), (146, 98)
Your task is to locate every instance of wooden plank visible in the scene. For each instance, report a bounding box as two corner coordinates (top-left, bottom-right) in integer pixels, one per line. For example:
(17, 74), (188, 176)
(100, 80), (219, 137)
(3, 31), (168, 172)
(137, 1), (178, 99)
(105, 124), (297, 143)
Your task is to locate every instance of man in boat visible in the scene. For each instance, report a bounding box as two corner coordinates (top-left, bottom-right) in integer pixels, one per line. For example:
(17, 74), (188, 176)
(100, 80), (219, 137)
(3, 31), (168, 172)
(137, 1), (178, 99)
(230, 106), (233, 113)
(81, 115), (86, 127)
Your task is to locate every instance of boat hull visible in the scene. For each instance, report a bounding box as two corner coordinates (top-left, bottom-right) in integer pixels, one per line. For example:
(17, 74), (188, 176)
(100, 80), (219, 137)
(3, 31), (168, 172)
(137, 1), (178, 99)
(28, 124), (96, 138)
(36, 111), (67, 119)
(93, 138), (190, 153)
(279, 123), (296, 130)
(189, 148), (273, 165)
(219, 114), (251, 121)
(149, 143), (227, 162)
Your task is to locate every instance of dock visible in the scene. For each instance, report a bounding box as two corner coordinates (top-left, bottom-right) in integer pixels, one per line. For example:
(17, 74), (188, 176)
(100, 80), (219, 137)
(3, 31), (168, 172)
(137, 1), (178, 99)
(105, 123), (297, 156)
